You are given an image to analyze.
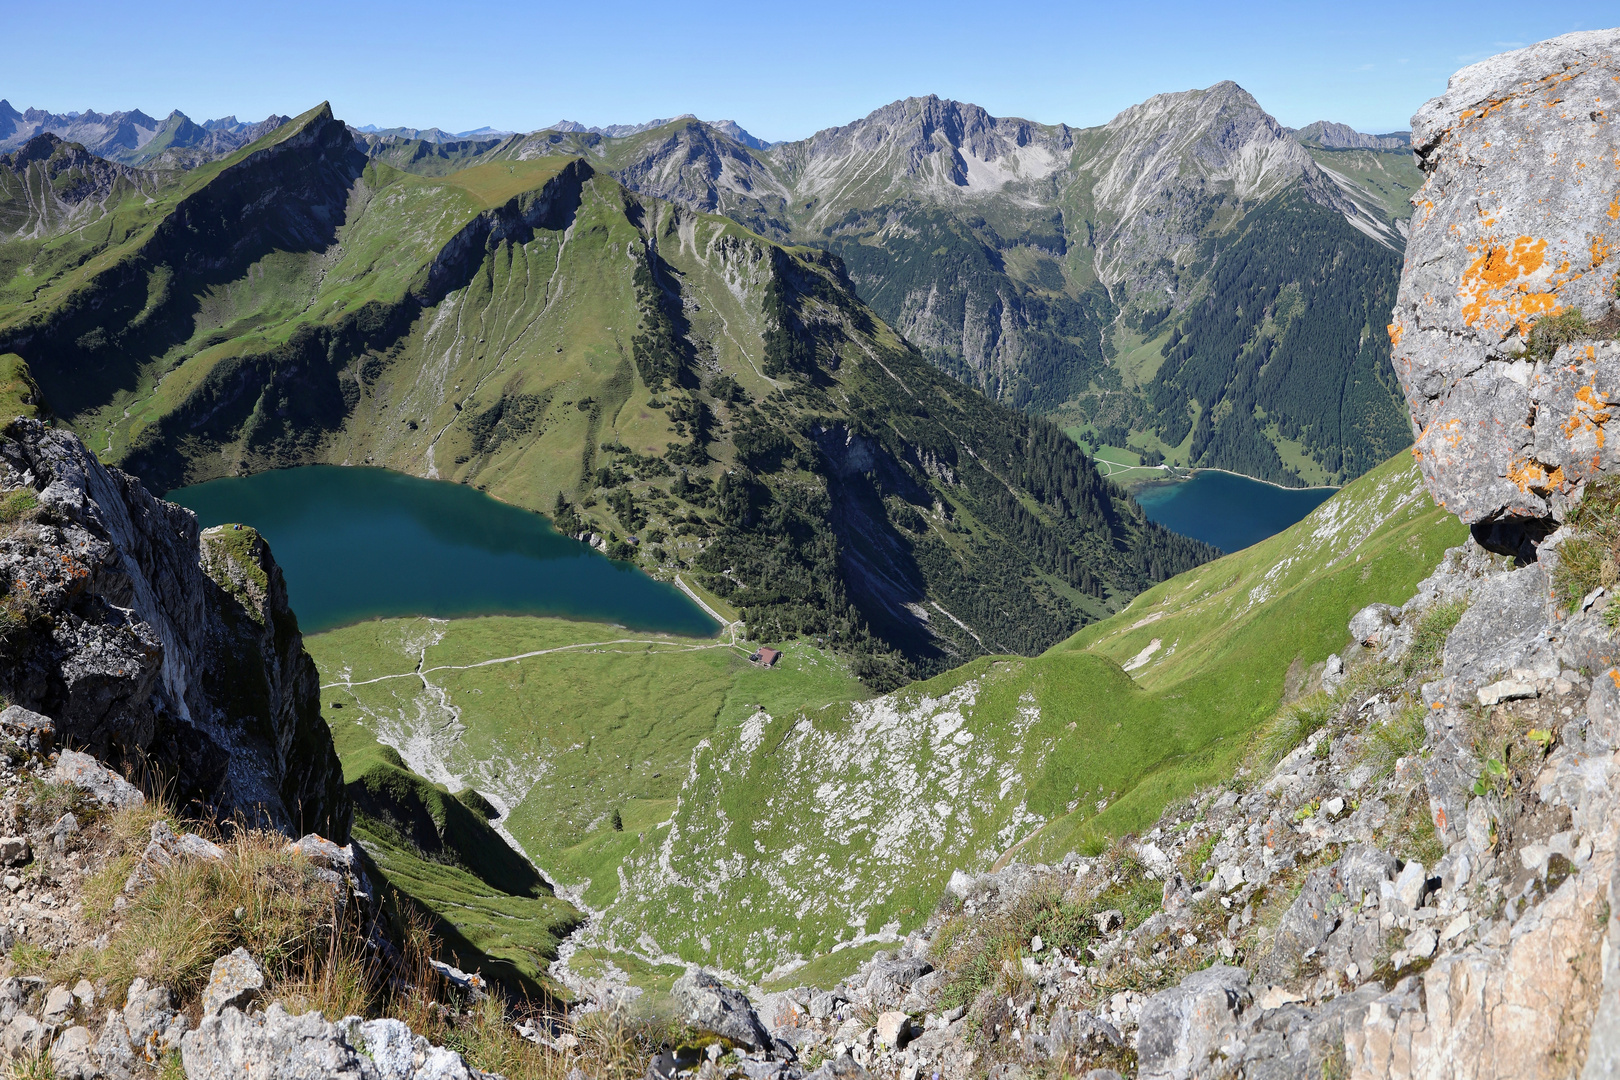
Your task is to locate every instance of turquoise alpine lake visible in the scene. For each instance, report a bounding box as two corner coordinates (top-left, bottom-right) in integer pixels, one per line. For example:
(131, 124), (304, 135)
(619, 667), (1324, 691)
(1132, 470), (1337, 554)
(168, 466), (717, 637)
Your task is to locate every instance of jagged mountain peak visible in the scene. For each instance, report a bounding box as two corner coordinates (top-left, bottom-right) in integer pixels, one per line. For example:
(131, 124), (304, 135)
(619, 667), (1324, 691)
(771, 94), (1075, 214)
(705, 119), (770, 150)
(1079, 80), (1393, 285)
(0, 102), (292, 168)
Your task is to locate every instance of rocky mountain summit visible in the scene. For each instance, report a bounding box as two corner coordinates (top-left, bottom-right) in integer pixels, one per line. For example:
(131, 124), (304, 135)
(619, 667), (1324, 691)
(0, 134), (160, 240)
(1292, 122), (1410, 151)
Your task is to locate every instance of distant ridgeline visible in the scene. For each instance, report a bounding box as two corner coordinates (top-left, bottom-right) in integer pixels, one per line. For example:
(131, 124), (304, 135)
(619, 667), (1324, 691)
(0, 103), (1212, 688)
(319, 86), (1421, 489)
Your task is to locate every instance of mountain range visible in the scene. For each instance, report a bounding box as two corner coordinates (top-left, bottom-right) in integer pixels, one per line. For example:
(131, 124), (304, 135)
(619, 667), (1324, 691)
(0, 90), (1420, 485)
(0, 100), (290, 169)
(342, 88), (1420, 486)
(0, 103), (1214, 688)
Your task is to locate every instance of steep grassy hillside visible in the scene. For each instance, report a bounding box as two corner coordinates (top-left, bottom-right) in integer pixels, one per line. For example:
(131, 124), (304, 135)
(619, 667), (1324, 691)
(307, 451), (1465, 987)
(0, 105), (1212, 686)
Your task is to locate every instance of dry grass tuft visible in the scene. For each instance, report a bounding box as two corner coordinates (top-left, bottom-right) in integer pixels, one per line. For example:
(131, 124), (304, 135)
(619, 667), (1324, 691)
(1553, 477), (1620, 608)
(12, 790), (668, 1080)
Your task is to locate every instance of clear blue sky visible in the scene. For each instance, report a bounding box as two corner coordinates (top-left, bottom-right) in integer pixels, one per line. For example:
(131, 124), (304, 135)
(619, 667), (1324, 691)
(5, 1), (1615, 142)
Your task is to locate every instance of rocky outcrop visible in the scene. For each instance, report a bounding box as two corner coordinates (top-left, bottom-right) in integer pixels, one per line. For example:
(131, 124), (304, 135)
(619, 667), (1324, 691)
(181, 1003), (495, 1080)
(1390, 29), (1620, 541)
(708, 527), (1620, 1079)
(0, 419), (349, 837)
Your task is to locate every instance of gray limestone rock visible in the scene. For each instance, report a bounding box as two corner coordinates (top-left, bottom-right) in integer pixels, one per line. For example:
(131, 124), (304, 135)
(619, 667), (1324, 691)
(122, 978), (178, 1054)
(1136, 965), (1251, 1080)
(0, 837), (30, 867)
(95, 1009), (138, 1080)
(201, 948), (264, 1018)
(1336, 844), (1399, 904)
(181, 1005), (370, 1080)
(1349, 604), (1401, 648)
(49, 1025), (95, 1080)
(341, 1017), (479, 1080)
(1588, 668), (1620, 748)
(2, 1013), (47, 1058)
(54, 749), (144, 809)
(808, 990), (847, 1020)
(0, 705), (53, 754)
(672, 969), (770, 1050)
(1442, 563), (1551, 683)
(863, 957), (932, 1006)
(1259, 864), (1353, 982)
(42, 984), (74, 1026)
(1390, 29), (1620, 531)
(95, 1016), (137, 1080)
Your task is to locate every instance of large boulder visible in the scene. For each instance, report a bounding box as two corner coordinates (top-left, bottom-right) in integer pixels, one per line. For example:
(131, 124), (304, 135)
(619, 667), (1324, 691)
(180, 1004), (486, 1080)
(1136, 965), (1251, 1080)
(671, 969), (770, 1050)
(181, 1004), (370, 1080)
(1388, 29), (1620, 544)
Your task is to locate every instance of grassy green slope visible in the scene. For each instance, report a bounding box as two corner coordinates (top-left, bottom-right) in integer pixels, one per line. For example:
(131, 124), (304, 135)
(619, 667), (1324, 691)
(580, 458), (1461, 981)
(305, 451), (1464, 986)
(1308, 147), (1425, 224)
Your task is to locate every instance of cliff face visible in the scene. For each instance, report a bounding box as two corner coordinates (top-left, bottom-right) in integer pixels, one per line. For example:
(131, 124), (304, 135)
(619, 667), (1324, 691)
(1390, 29), (1620, 546)
(0, 418), (348, 839)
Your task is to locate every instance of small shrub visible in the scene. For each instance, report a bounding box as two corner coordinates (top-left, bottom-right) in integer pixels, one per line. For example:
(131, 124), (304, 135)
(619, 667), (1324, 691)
(1248, 693), (1336, 774)
(8, 942), (51, 976)
(1403, 600), (1468, 679)
(1527, 307), (1592, 360)
(1357, 704), (1427, 781)
(6, 1051), (57, 1080)
(1186, 832), (1220, 880)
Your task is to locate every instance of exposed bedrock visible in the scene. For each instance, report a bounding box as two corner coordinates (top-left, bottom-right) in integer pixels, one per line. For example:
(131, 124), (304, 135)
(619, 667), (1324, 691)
(1389, 29), (1620, 550)
(0, 418), (349, 838)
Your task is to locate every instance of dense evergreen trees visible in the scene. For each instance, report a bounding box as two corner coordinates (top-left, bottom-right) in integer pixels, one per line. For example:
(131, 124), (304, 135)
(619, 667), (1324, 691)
(1149, 193), (1408, 484)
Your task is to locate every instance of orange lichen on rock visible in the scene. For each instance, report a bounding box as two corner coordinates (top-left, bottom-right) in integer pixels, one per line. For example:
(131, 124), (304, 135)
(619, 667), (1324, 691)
(1610, 197), (1620, 222)
(1507, 456), (1566, 494)
(1418, 417), (1466, 452)
(1387, 321), (1404, 348)
(1562, 380), (1615, 448)
(1594, 236), (1613, 266)
(1458, 236), (1565, 336)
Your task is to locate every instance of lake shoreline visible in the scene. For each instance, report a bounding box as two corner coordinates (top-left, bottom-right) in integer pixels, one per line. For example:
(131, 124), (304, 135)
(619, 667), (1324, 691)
(1112, 464), (1341, 495)
(170, 464), (717, 639)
